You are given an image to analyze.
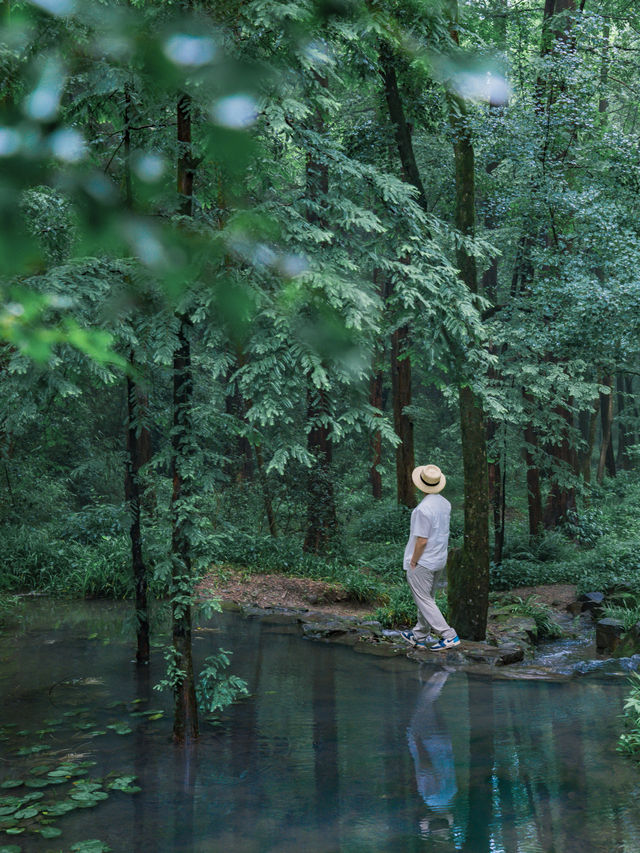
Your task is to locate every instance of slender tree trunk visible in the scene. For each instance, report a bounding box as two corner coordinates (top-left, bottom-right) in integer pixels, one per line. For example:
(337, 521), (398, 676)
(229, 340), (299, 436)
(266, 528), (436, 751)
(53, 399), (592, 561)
(390, 323), (416, 508)
(523, 391), (543, 537)
(302, 72), (338, 552)
(378, 45), (422, 506)
(224, 358), (254, 482)
(616, 373), (631, 470)
(254, 443), (277, 537)
(581, 394), (600, 484)
(369, 269), (385, 500)
(170, 91), (198, 744)
(369, 364), (383, 501)
(597, 375), (615, 484)
(543, 401), (577, 528)
(303, 387), (338, 553)
(125, 360), (150, 664)
(446, 5), (490, 639)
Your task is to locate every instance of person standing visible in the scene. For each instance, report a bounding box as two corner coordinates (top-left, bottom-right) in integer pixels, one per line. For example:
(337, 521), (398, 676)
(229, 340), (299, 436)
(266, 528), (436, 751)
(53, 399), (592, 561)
(401, 464), (460, 651)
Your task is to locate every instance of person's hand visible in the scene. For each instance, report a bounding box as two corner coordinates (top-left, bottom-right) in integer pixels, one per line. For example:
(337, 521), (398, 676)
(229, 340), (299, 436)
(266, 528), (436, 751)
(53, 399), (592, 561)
(410, 560), (417, 569)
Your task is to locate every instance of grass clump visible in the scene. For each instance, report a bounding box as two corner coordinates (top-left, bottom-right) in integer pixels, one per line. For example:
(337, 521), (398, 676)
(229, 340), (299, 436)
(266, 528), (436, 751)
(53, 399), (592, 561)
(619, 672), (640, 758)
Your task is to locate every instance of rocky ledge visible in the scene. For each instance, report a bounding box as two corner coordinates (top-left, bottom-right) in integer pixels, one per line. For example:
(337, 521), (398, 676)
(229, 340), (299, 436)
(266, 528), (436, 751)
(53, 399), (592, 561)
(222, 600), (527, 671)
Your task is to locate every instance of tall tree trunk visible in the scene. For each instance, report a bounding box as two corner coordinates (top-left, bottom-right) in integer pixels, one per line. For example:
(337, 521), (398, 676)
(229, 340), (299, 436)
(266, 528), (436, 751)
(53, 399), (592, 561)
(302, 72), (338, 552)
(523, 395), (543, 537)
(224, 358), (254, 483)
(125, 359), (151, 664)
(446, 0), (490, 641)
(303, 387), (338, 553)
(616, 373), (631, 470)
(122, 86), (150, 664)
(369, 269), (385, 501)
(580, 394), (600, 484)
(597, 374), (615, 484)
(378, 45), (421, 507)
(543, 401), (577, 528)
(170, 91), (198, 744)
(254, 443), (278, 537)
(369, 364), (383, 500)
(390, 323), (416, 508)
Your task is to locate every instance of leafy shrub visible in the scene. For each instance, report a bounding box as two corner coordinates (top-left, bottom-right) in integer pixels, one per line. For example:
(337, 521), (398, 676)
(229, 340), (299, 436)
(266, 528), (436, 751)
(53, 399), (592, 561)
(0, 594), (23, 627)
(0, 522), (133, 598)
(349, 501), (412, 544)
(196, 649), (250, 716)
(561, 508), (608, 547)
(619, 672), (640, 758)
(374, 584), (447, 629)
(490, 593), (563, 640)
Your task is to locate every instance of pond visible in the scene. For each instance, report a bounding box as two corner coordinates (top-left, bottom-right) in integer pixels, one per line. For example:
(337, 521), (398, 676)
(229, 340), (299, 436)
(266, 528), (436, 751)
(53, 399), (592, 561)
(0, 600), (639, 852)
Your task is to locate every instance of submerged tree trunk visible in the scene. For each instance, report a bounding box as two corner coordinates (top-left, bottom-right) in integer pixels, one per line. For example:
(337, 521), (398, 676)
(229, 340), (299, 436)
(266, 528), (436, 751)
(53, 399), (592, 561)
(445, 0), (490, 641)
(170, 91), (198, 744)
(125, 359), (151, 664)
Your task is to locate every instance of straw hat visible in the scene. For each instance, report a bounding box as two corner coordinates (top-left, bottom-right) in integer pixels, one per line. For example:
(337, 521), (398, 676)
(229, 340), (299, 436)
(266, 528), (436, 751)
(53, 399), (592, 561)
(412, 464), (446, 494)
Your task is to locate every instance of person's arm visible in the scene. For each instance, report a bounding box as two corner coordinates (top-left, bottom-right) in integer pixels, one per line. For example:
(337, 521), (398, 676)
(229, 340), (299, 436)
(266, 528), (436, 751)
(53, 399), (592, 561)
(410, 537), (427, 569)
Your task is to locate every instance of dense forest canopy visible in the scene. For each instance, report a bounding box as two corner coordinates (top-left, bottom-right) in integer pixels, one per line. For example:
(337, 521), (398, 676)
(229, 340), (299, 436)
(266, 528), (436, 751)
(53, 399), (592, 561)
(3, 0), (640, 738)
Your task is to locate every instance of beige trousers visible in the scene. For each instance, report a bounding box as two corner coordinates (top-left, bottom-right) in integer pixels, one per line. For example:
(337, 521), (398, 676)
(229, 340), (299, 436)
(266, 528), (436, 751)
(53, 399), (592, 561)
(406, 566), (457, 641)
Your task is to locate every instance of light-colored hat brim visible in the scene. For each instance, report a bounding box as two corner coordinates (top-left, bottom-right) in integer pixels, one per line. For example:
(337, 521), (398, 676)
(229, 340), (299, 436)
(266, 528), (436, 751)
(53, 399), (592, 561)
(412, 466), (446, 494)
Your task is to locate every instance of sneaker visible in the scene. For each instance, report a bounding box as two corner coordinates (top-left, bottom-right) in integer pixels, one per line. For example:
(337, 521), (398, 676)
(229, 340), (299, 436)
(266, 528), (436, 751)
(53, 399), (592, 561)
(401, 630), (429, 649)
(400, 630), (417, 647)
(430, 636), (461, 651)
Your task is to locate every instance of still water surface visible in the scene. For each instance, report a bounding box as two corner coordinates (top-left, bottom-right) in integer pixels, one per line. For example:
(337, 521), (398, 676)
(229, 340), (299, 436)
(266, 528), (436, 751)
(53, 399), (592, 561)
(1, 600), (639, 853)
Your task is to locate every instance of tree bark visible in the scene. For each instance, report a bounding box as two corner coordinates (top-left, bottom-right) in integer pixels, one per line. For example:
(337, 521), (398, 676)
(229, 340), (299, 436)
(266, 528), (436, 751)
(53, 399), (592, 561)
(170, 91), (198, 744)
(543, 401), (577, 528)
(446, 0), (490, 641)
(378, 44), (423, 506)
(369, 363), (383, 501)
(597, 374), (615, 483)
(303, 387), (338, 553)
(580, 394), (600, 484)
(302, 72), (338, 551)
(125, 359), (151, 664)
(369, 269), (385, 501)
(390, 322), (416, 509)
(616, 373), (631, 470)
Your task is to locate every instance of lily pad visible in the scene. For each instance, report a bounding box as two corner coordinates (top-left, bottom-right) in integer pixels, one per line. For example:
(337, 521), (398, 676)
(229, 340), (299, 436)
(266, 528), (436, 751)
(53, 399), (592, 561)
(0, 783), (23, 791)
(13, 806), (38, 820)
(3, 829), (24, 836)
(39, 826), (62, 838)
(106, 723), (132, 735)
(24, 779), (51, 788)
(41, 800), (77, 816)
(0, 844), (22, 852)
(70, 841), (111, 852)
(0, 806), (19, 817)
(108, 776), (137, 791)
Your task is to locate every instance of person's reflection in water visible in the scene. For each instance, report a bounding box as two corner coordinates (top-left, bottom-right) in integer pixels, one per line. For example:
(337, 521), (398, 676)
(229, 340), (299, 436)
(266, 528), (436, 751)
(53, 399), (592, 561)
(407, 667), (456, 840)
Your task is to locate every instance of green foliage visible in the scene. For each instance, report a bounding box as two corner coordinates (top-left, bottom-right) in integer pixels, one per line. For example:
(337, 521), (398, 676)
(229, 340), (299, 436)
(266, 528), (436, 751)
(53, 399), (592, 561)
(618, 672), (640, 759)
(0, 595), (23, 628)
(490, 594), (563, 641)
(196, 649), (249, 716)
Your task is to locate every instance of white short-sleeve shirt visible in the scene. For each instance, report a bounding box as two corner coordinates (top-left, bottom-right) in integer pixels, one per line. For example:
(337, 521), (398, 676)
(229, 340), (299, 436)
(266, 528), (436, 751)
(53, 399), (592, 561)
(403, 493), (451, 571)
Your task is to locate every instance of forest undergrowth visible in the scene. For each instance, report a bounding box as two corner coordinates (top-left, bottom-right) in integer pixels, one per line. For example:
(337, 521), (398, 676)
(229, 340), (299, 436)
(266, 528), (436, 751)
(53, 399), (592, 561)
(2, 471), (640, 629)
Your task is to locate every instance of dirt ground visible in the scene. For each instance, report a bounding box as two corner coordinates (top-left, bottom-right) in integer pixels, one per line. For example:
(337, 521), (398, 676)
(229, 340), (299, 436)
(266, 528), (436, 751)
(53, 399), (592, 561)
(197, 568), (578, 623)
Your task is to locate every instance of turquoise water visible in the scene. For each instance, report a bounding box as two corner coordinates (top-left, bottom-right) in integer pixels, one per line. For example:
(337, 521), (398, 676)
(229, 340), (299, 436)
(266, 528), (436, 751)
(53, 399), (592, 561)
(0, 600), (639, 852)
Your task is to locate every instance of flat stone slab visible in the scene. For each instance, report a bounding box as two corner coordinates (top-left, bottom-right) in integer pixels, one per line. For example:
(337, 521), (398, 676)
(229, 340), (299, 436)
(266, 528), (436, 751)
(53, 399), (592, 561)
(406, 640), (524, 667)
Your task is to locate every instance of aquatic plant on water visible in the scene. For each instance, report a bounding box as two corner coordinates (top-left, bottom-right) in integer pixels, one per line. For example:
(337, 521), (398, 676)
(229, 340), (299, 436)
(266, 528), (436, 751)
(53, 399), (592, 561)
(618, 671), (640, 759)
